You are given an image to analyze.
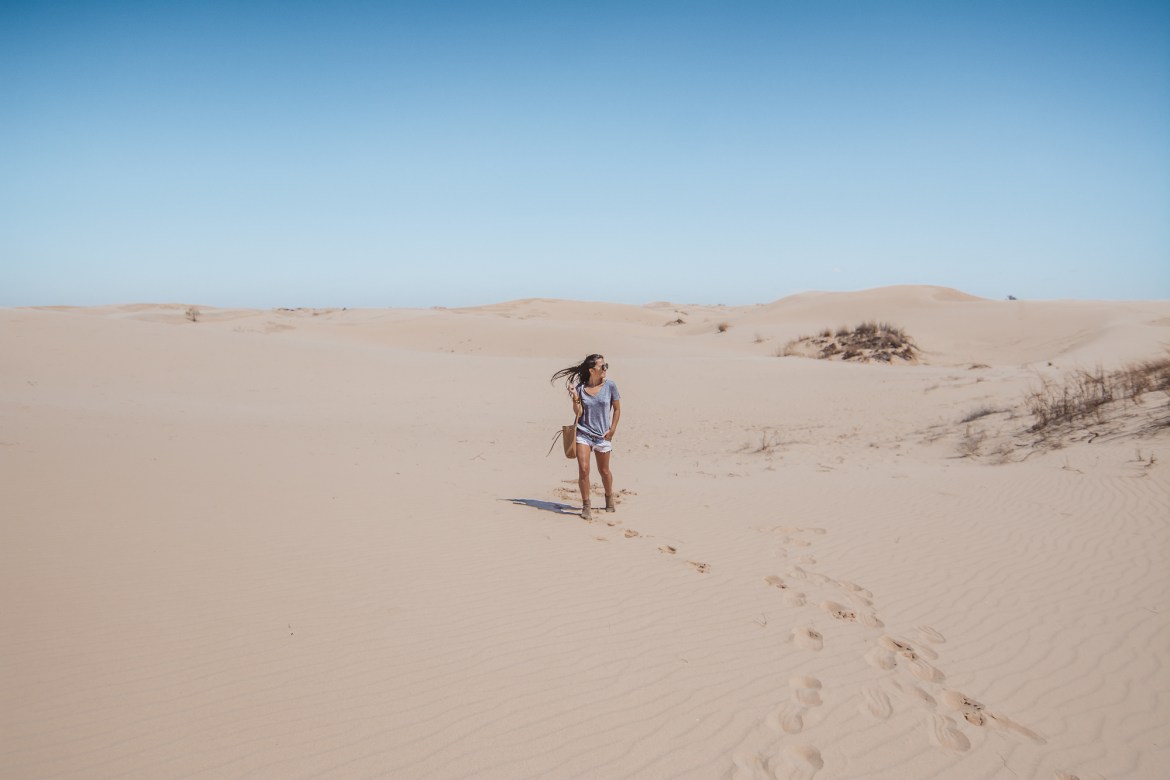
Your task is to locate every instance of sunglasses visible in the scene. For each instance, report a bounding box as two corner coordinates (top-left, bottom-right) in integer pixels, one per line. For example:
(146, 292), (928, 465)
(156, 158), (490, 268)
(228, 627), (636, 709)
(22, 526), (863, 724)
(594, 363), (609, 371)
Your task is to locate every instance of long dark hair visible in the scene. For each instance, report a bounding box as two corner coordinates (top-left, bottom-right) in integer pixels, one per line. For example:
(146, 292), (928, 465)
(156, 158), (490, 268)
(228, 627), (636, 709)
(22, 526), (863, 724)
(550, 353), (603, 390)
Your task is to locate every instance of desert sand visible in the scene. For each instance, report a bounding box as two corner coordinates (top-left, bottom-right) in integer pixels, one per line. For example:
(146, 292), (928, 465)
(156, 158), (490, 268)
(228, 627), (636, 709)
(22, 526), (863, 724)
(2, 286), (1168, 779)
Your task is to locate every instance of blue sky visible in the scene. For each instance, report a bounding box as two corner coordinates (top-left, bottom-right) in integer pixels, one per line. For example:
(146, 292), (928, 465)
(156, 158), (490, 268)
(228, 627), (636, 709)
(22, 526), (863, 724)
(2, 0), (1167, 307)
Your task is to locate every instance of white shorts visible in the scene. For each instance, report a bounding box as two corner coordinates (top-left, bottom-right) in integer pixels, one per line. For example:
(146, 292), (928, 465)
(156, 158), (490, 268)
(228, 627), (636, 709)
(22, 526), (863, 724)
(575, 431), (613, 453)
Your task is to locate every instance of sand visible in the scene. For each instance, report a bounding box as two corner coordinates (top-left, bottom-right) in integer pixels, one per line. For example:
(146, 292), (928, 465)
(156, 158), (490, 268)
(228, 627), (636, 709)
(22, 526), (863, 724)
(2, 286), (1168, 779)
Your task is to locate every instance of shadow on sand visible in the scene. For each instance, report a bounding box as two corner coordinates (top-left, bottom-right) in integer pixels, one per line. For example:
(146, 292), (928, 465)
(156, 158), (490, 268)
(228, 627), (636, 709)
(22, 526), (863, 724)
(505, 498), (580, 516)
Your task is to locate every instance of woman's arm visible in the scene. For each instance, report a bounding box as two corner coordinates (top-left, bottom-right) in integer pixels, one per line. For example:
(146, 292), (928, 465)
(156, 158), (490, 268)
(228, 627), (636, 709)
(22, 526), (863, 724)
(605, 399), (621, 439)
(569, 386), (582, 421)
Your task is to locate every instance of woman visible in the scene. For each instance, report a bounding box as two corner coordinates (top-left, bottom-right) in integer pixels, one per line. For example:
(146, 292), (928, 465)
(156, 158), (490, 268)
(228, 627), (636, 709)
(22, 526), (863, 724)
(551, 354), (621, 520)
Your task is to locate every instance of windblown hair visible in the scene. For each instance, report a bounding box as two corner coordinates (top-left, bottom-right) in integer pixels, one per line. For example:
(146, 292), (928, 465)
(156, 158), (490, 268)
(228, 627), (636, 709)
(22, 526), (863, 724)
(550, 354), (604, 391)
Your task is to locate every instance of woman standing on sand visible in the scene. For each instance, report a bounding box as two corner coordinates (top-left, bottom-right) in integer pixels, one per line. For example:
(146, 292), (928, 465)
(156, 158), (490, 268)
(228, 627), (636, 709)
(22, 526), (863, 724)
(551, 354), (621, 520)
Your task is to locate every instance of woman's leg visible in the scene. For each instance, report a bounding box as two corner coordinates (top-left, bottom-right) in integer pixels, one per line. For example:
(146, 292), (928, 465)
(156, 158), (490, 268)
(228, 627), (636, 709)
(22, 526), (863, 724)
(576, 443), (593, 518)
(595, 450), (614, 510)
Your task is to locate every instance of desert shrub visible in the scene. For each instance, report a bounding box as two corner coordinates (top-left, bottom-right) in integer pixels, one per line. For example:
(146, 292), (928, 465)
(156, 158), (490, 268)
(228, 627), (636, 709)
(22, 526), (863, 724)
(1117, 356), (1170, 402)
(779, 322), (919, 364)
(1026, 356), (1170, 433)
(717, 321), (730, 333)
(185, 306), (200, 323)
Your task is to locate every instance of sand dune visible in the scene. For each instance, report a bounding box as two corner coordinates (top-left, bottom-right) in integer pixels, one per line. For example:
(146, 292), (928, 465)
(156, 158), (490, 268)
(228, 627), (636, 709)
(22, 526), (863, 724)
(2, 287), (1168, 779)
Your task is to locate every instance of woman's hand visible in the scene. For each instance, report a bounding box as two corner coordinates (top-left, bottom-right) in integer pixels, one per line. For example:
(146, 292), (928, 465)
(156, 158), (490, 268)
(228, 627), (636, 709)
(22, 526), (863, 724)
(568, 386), (581, 404)
(604, 428), (615, 441)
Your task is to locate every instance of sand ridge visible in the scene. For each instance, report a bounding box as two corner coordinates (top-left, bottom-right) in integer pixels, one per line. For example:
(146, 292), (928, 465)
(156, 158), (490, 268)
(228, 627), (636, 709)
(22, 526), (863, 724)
(1, 286), (1168, 778)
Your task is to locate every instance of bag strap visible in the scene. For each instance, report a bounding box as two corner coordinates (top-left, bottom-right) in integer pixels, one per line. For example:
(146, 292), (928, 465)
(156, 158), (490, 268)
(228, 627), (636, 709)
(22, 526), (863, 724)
(546, 428), (562, 457)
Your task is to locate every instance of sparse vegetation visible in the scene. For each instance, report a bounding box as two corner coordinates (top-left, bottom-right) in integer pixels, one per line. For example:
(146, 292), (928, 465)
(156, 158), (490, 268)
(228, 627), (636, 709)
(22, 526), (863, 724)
(1025, 357), (1170, 435)
(740, 428), (786, 455)
(953, 353), (1170, 462)
(960, 405), (1001, 424)
(717, 321), (730, 333)
(782, 321), (918, 363)
(665, 317), (685, 326)
(185, 306), (200, 323)
(956, 426), (986, 458)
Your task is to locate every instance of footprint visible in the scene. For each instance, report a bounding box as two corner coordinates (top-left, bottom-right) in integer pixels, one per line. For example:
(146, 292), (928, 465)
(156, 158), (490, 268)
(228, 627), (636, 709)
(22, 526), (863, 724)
(594, 536), (608, 542)
(906, 656), (945, 683)
(960, 709), (986, 726)
(688, 561), (710, 574)
(727, 752), (766, 780)
(790, 676), (823, 707)
(787, 565), (828, 585)
(928, 714), (971, 752)
(860, 685), (893, 719)
(776, 745), (824, 779)
(916, 625), (946, 644)
(763, 575), (788, 589)
(877, 634), (936, 660)
(784, 591), (807, 607)
(820, 600), (857, 622)
(878, 635), (915, 654)
(864, 647), (896, 671)
(766, 702), (806, 734)
(792, 627), (824, 651)
(658, 545), (677, 555)
(858, 611), (885, 628)
(624, 529), (640, 538)
(940, 690), (985, 717)
(1054, 773), (1080, 780)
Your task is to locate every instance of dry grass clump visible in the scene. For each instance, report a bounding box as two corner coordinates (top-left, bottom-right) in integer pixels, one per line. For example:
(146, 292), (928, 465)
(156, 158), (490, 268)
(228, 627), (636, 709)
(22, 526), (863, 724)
(782, 321), (918, 363)
(185, 306), (200, 323)
(717, 321), (731, 333)
(945, 353), (1170, 463)
(1026, 356), (1170, 434)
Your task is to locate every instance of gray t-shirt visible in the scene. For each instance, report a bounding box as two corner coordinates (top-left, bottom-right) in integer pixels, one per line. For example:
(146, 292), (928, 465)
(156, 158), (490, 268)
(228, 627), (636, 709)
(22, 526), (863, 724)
(576, 379), (620, 438)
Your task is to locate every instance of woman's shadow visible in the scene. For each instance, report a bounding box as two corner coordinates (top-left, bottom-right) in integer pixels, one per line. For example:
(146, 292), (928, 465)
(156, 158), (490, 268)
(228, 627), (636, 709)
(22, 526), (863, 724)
(504, 498), (580, 516)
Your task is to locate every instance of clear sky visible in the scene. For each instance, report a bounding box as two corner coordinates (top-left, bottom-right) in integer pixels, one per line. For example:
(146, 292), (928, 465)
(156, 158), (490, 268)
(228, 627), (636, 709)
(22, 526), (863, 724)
(2, 0), (1167, 307)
